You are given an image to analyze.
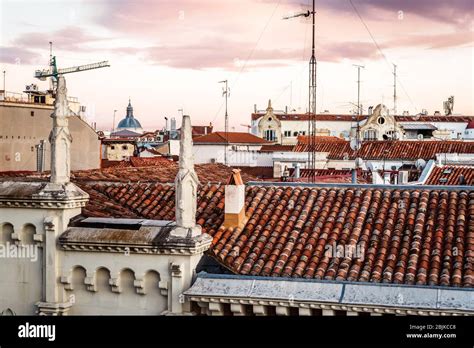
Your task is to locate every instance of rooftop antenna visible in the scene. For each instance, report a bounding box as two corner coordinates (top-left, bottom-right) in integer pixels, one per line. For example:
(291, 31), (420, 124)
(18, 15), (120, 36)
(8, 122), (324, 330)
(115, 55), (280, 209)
(351, 64), (364, 182)
(219, 80), (230, 165)
(284, 0), (316, 182)
(393, 63), (397, 116)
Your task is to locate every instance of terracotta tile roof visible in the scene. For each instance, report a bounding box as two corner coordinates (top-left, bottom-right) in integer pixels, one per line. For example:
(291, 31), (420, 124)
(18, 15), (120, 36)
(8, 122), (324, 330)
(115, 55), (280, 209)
(259, 144), (294, 152)
(81, 182), (225, 236)
(101, 160), (133, 169)
(467, 120), (474, 129)
(129, 156), (173, 167)
(397, 115), (474, 123)
(425, 165), (474, 186)
(251, 112), (473, 123)
(77, 180), (473, 288)
(0, 163), (258, 185)
(294, 139), (474, 160)
(71, 163), (257, 184)
(211, 185), (473, 287)
(193, 132), (268, 144)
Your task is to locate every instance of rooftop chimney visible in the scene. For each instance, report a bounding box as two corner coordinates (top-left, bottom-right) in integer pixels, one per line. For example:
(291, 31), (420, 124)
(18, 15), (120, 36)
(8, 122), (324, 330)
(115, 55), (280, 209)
(294, 164), (300, 179)
(50, 75), (72, 184)
(223, 169), (247, 229)
(170, 114), (201, 238)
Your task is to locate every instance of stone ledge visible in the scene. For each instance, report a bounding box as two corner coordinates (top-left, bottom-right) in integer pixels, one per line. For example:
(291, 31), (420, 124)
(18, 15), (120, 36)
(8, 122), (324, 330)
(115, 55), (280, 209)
(0, 181), (89, 209)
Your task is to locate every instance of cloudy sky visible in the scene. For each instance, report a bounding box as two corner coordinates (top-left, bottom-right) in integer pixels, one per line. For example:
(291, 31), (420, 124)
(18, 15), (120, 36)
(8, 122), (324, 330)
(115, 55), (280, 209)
(0, 0), (473, 131)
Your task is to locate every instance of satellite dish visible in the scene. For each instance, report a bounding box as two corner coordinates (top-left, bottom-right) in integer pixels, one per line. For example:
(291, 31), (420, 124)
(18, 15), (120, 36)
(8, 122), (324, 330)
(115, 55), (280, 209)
(366, 162), (374, 171)
(343, 152), (349, 161)
(355, 157), (364, 168)
(350, 138), (361, 151)
(417, 134), (424, 140)
(415, 159), (426, 170)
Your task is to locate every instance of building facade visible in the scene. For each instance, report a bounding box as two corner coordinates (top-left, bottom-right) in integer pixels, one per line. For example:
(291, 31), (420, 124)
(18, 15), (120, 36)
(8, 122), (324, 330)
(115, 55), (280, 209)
(0, 100), (100, 171)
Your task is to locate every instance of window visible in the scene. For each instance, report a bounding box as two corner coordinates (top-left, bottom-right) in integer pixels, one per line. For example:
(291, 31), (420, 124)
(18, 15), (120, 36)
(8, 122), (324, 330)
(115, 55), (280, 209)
(111, 145), (115, 150)
(293, 131), (299, 136)
(284, 131), (291, 137)
(377, 117), (385, 125)
(30, 111), (34, 116)
(300, 131), (306, 135)
(122, 145), (128, 150)
(264, 129), (276, 141)
(364, 129), (377, 140)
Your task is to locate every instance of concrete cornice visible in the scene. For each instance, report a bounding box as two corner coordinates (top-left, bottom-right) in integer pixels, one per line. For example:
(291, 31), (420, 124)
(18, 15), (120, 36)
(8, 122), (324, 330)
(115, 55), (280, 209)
(0, 181), (89, 209)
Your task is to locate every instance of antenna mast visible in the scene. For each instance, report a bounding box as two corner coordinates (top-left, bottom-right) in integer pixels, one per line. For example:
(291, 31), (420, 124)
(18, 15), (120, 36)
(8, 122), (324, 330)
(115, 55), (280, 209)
(283, 0), (317, 182)
(393, 63), (397, 116)
(353, 64), (364, 149)
(219, 80), (229, 165)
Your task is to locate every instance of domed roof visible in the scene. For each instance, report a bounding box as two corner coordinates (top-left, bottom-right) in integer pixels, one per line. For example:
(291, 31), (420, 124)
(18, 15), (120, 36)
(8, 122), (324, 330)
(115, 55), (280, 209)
(117, 99), (142, 129)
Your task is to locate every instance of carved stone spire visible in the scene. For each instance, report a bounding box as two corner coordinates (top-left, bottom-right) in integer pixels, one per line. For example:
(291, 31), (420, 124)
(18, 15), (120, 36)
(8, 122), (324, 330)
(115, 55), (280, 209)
(49, 75), (72, 184)
(266, 99), (273, 112)
(171, 115), (201, 238)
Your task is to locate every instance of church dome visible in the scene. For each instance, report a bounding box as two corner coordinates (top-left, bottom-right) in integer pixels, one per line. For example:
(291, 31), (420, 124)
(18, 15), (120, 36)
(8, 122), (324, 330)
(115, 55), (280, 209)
(117, 100), (142, 130)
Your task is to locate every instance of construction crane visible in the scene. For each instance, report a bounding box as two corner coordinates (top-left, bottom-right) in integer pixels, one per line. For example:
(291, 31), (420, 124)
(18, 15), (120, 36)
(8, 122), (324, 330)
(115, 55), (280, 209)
(34, 43), (110, 94)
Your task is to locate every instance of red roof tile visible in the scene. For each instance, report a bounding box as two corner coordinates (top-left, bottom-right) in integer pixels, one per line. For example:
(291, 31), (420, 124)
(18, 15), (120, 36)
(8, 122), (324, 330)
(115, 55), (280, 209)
(129, 156), (173, 167)
(193, 132), (268, 144)
(210, 185), (473, 288)
(425, 165), (474, 186)
(0, 163), (258, 184)
(76, 179), (473, 288)
(294, 139), (474, 160)
(259, 144), (295, 152)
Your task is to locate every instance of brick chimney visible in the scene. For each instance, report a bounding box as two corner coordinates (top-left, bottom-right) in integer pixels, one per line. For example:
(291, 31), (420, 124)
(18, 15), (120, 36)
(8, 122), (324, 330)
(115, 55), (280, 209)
(223, 169), (247, 229)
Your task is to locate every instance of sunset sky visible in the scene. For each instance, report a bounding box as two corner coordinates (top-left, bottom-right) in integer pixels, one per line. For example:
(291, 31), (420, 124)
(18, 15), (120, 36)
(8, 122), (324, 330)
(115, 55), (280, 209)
(1, 0), (473, 131)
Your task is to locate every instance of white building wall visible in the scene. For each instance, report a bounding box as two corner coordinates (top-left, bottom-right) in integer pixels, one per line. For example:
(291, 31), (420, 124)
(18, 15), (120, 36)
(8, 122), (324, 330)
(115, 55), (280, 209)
(0, 206), (81, 315)
(60, 250), (202, 315)
(193, 144), (270, 166)
(464, 128), (474, 139)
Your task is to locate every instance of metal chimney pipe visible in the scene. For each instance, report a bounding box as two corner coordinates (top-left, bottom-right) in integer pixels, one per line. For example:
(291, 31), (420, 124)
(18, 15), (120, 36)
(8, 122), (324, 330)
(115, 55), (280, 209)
(351, 168), (357, 183)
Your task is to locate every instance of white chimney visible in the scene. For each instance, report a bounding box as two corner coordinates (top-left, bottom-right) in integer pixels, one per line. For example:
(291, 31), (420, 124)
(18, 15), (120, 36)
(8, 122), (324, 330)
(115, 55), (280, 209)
(294, 164), (301, 179)
(223, 169), (247, 229)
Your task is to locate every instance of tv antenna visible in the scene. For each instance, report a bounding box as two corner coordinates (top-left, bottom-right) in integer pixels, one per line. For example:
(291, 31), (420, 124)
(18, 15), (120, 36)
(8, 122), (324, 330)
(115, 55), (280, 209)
(219, 80), (230, 165)
(284, 0), (317, 182)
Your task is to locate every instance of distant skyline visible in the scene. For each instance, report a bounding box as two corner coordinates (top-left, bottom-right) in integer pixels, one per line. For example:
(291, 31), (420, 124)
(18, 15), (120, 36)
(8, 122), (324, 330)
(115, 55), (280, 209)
(1, 0), (473, 131)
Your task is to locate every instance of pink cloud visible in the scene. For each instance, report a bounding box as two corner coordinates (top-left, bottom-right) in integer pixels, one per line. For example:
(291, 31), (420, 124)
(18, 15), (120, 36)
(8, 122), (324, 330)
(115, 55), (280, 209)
(0, 47), (41, 65)
(13, 26), (106, 50)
